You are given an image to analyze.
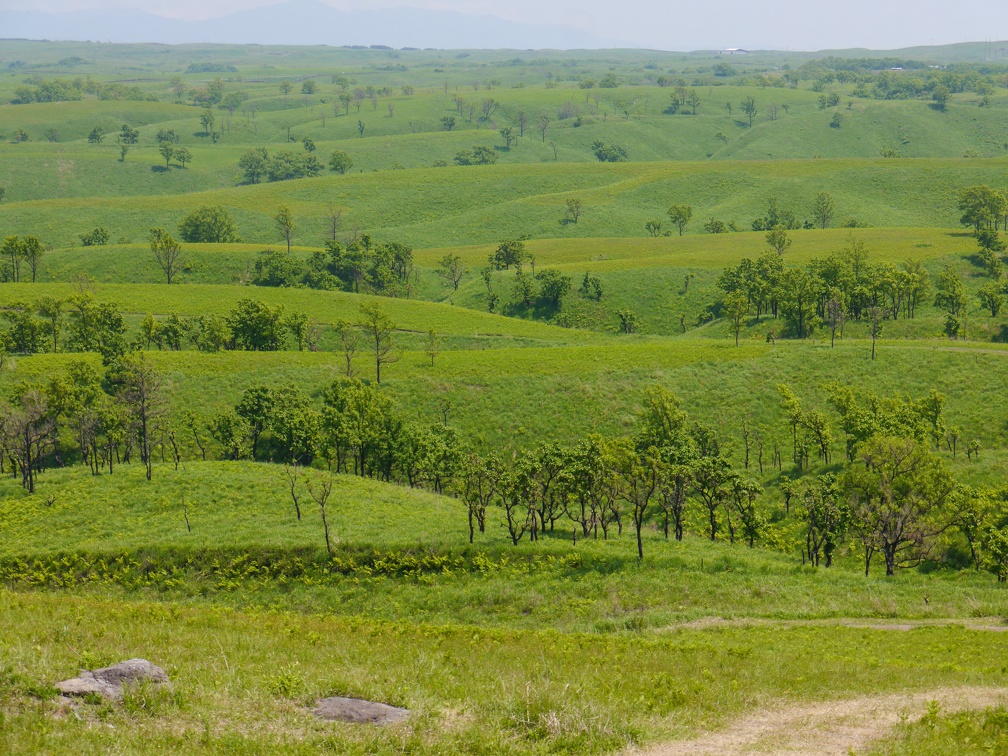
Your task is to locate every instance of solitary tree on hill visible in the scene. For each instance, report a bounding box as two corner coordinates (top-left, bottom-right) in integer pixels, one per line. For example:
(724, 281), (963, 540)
(274, 205), (295, 253)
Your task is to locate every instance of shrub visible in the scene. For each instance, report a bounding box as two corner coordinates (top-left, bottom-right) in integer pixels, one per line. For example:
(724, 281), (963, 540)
(79, 227), (110, 247)
(178, 205), (240, 244)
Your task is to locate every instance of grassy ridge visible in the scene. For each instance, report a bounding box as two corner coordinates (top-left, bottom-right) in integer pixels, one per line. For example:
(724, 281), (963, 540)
(8, 341), (1008, 475)
(0, 282), (600, 343)
(0, 462), (1005, 625)
(33, 228), (973, 285)
(2, 159), (1006, 247)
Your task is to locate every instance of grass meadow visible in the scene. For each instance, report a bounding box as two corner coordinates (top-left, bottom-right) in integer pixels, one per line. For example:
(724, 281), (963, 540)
(1, 38), (1008, 754)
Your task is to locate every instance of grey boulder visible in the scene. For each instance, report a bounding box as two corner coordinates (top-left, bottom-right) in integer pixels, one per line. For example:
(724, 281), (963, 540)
(56, 658), (169, 699)
(313, 696), (411, 724)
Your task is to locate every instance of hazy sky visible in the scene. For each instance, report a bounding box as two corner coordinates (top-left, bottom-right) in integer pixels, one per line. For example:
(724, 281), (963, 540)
(4, 0), (1007, 50)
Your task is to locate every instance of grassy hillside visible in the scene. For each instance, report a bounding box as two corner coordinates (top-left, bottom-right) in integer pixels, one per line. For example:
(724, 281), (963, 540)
(2, 159), (1006, 248)
(2, 39), (1008, 755)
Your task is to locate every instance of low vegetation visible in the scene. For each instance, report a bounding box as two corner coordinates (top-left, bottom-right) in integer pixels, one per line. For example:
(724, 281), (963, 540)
(1, 37), (1008, 754)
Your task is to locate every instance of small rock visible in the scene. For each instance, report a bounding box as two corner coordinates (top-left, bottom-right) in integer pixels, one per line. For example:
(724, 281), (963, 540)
(56, 658), (169, 699)
(314, 696), (410, 724)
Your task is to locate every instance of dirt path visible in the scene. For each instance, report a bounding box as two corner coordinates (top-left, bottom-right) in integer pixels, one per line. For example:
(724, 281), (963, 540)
(628, 686), (1008, 756)
(663, 617), (1008, 632)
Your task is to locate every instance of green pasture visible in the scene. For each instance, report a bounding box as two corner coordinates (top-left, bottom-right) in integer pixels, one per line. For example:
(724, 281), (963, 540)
(1, 38), (1008, 754)
(2, 158), (1006, 249)
(2, 460), (1008, 631)
(2, 587), (1007, 755)
(7, 339), (1008, 472)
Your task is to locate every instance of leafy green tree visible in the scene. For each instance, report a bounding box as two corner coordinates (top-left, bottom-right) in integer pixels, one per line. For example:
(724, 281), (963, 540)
(977, 228), (1006, 253)
(66, 294), (127, 363)
(511, 271), (538, 308)
(199, 108), (215, 135)
(358, 301), (398, 385)
(0, 388), (55, 493)
(958, 185), (1007, 232)
(741, 96), (757, 126)
(221, 91), (247, 126)
(825, 291), (846, 347)
(2, 303), (45, 354)
(267, 384), (319, 464)
(209, 408), (251, 460)
(812, 191), (835, 229)
(843, 436), (956, 576)
(114, 352), (165, 481)
(868, 305), (883, 360)
(239, 147), (269, 184)
(118, 123), (139, 144)
(227, 299), (286, 351)
(285, 311), (310, 352)
(612, 439), (660, 559)
(148, 227), (183, 284)
(174, 147), (192, 168)
(87, 126), (106, 144)
(266, 150), (323, 181)
(437, 254), (465, 291)
(932, 85), (951, 110)
(591, 140), (628, 162)
(779, 268), (818, 338)
(253, 249), (302, 287)
(328, 150), (353, 174)
(459, 453), (501, 543)
(236, 386), (274, 458)
(645, 220), (663, 237)
(1, 236), (24, 282)
(274, 205), (295, 253)
(155, 128), (179, 145)
(722, 290), (749, 346)
(499, 126), (516, 149)
(580, 271), (603, 300)
(765, 226), (792, 255)
(36, 296), (63, 352)
(934, 265), (967, 317)
(455, 145), (497, 165)
(79, 226), (109, 247)
(178, 205), (239, 243)
(799, 474), (849, 567)
(685, 89), (701, 115)
(425, 327), (441, 367)
(193, 314), (230, 353)
(728, 476), (764, 547)
(536, 268), (572, 307)
(667, 204), (693, 236)
(617, 307), (637, 333)
(692, 449), (731, 541)
(977, 247), (1002, 279)
(979, 281), (1004, 316)
(491, 239), (527, 270)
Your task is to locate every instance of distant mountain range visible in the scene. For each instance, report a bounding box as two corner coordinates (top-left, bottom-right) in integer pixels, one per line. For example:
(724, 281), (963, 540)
(0, 0), (628, 50)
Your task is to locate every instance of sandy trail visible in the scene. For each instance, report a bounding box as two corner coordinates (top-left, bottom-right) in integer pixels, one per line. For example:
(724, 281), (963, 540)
(628, 686), (1008, 756)
(663, 617), (1008, 632)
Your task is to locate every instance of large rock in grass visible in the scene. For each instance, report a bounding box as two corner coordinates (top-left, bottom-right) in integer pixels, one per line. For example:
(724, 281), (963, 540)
(313, 696), (410, 724)
(55, 658), (169, 699)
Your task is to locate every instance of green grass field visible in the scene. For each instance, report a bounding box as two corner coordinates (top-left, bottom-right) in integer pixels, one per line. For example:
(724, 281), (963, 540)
(2, 38), (1008, 755)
